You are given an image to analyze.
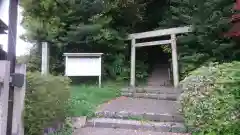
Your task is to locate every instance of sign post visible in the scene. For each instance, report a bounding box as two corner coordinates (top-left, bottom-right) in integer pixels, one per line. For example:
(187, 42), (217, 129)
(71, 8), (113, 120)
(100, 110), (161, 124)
(64, 53), (103, 88)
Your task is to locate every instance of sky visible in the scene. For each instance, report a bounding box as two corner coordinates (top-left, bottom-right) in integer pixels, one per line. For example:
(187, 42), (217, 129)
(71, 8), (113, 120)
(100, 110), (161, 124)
(0, 0), (32, 56)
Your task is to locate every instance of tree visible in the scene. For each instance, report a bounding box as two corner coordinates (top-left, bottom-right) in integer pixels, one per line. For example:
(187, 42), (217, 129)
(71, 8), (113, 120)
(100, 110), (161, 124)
(20, 0), (153, 80)
(22, 0), (237, 79)
(159, 0), (238, 77)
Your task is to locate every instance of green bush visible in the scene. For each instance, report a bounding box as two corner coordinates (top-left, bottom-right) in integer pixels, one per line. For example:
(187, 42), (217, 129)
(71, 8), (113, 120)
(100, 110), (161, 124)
(24, 72), (71, 135)
(180, 62), (240, 134)
(104, 54), (148, 81)
(49, 118), (73, 135)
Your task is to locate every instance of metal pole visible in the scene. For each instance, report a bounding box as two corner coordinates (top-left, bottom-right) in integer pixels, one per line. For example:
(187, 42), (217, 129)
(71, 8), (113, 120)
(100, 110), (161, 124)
(7, 0), (18, 134)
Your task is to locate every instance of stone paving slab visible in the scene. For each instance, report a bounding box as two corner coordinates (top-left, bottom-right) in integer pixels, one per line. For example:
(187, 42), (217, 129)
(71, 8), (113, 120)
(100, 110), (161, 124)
(97, 97), (181, 115)
(86, 118), (186, 133)
(73, 127), (190, 135)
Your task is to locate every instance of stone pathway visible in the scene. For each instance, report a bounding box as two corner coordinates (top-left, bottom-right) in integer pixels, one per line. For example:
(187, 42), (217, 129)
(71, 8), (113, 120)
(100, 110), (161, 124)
(148, 64), (171, 87)
(73, 86), (188, 135)
(73, 63), (187, 134)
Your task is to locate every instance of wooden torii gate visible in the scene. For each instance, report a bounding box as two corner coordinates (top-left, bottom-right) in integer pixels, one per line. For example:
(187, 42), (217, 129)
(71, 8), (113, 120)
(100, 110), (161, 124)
(128, 26), (192, 88)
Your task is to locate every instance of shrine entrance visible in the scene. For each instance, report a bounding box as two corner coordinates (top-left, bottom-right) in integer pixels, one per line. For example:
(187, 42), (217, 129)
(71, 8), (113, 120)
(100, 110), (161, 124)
(146, 45), (171, 87)
(128, 26), (192, 88)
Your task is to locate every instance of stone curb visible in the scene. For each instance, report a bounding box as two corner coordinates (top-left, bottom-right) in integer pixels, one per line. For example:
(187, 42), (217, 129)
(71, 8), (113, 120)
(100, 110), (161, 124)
(86, 118), (186, 133)
(121, 92), (178, 101)
(95, 111), (184, 122)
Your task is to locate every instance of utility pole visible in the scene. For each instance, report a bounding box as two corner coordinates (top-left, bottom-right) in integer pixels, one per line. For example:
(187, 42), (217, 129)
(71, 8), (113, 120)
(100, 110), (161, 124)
(7, 0), (18, 134)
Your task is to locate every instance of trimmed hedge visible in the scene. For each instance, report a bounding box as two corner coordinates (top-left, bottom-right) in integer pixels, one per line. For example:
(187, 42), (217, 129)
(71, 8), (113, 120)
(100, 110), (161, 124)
(24, 72), (71, 135)
(180, 62), (240, 135)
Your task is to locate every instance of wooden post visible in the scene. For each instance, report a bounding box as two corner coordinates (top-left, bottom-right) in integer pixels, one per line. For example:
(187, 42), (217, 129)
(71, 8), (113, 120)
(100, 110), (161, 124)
(171, 34), (179, 87)
(64, 56), (68, 76)
(99, 57), (102, 88)
(130, 39), (136, 87)
(12, 64), (26, 135)
(98, 76), (101, 88)
(7, 0), (18, 134)
(0, 61), (10, 135)
(41, 42), (49, 75)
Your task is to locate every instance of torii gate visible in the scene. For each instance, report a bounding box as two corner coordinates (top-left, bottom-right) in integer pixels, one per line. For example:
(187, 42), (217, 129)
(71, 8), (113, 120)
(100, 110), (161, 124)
(128, 26), (192, 88)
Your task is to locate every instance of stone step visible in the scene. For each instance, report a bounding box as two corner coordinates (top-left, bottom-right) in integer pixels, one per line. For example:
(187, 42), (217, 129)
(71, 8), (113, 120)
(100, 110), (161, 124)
(121, 92), (178, 101)
(85, 118), (187, 133)
(95, 111), (184, 122)
(97, 98), (181, 117)
(121, 87), (182, 94)
(147, 83), (172, 87)
(73, 127), (190, 135)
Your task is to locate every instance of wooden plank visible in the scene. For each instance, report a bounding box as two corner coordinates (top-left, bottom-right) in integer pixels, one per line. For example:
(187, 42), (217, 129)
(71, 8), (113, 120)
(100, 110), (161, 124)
(128, 26), (192, 40)
(171, 34), (179, 87)
(130, 39), (136, 87)
(134, 40), (171, 47)
(0, 61), (10, 135)
(63, 53), (103, 57)
(12, 64), (26, 135)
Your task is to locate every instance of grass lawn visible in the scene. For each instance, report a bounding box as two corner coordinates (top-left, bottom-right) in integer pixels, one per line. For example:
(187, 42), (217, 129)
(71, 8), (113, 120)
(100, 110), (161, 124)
(68, 82), (123, 117)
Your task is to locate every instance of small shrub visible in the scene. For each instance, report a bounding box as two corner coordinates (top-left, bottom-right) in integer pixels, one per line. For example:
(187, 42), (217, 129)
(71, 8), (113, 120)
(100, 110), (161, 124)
(49, 118), (73, 135)
(180, 62), (240, 134)
(24, 72), (71, 135)
(49, 127), (72, 135)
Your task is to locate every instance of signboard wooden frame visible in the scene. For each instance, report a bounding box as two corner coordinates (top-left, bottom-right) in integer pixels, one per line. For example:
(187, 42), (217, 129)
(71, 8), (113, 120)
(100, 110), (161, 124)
(64, 53), (103, 87)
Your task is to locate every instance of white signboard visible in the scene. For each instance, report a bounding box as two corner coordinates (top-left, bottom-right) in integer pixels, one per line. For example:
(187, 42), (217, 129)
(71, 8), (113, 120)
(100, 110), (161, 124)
(64, 53), (103, 87)
(66, 57), (101, 76)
